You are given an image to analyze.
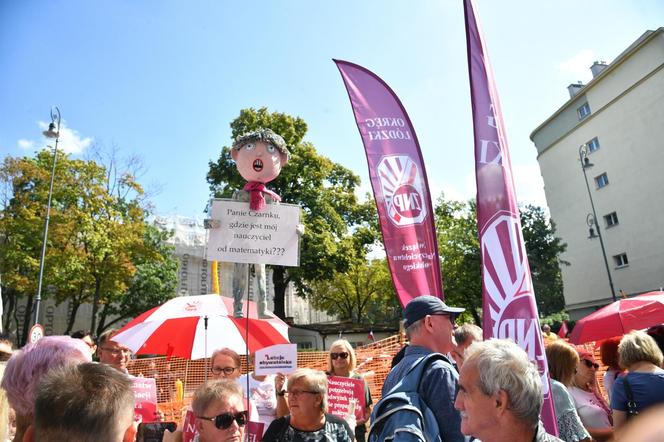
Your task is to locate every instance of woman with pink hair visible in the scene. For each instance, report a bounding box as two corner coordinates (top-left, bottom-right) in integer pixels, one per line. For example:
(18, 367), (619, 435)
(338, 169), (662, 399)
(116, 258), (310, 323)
(1, 336), (91, 441)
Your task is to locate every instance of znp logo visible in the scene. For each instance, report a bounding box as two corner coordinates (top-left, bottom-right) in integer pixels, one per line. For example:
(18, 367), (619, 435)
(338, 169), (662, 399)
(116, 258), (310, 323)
(377, 155), (427, 227)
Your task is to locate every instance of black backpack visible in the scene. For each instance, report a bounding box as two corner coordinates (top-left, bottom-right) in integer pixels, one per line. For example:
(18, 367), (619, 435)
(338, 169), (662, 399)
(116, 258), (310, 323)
(368, 353), (446, 442)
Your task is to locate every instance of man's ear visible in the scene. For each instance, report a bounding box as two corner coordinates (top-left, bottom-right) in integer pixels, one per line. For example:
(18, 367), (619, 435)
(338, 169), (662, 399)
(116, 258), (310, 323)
(495, 389), (509, 414)
(22, 425), (35, 442)
(231, 148), (239, 161)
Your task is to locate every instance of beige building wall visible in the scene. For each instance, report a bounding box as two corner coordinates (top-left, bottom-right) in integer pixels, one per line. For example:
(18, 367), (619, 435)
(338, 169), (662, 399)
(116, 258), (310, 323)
(531, 28), (664, 320)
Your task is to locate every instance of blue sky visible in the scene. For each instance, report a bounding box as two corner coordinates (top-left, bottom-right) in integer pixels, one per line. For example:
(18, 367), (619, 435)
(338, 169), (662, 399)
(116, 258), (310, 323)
(1, 1), (663, 218)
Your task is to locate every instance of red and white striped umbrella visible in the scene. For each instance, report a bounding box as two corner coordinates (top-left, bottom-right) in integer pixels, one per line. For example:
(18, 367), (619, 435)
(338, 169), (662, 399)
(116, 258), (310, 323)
(113, 294), (290, 360)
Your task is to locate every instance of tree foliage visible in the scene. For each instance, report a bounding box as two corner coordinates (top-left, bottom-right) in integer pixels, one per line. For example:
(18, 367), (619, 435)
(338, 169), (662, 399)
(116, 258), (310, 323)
(434, 195), (568, 323)
(1, 148), (178, 342)
(207, 107), (377, 318)
(308, 259), (401, 325)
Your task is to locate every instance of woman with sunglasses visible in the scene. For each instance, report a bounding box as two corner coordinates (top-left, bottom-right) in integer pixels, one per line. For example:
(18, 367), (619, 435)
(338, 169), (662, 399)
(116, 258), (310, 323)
(326, 339), (372, 442)
(569, 346), (613, 440)
(192, 379), (248, 442)
(263, 368), (354, 442)
(545, 341), (591, 442)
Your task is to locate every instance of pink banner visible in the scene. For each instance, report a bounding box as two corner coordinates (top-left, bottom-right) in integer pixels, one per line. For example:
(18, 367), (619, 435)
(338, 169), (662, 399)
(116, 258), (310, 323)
(463, 0), (557, 434)
(131, 377), (159, 423)
(335, 60), (443, 307)
(327, 376), (367, 421)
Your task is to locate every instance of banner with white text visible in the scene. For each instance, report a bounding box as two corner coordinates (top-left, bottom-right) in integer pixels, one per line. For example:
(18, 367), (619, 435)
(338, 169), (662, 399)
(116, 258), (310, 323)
(335, 60), (444, 307)
(464, 0), (557, 434)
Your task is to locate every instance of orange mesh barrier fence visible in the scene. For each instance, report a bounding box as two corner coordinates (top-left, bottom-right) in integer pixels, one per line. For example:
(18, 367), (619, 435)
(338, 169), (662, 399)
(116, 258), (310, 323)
(127, 334), (405, 425)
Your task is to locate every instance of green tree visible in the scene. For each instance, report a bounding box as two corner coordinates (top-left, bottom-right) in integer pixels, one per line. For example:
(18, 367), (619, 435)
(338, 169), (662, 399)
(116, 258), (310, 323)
(520, 205), (568, 316)
(308, 258), (401, 325)
(433, 196), (568, 323)
(207, 107), (376, 318)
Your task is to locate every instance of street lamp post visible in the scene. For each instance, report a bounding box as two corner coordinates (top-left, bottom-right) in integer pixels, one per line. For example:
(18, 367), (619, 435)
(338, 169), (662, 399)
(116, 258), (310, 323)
(579, 144), (617, 302)
(34, 106), (61, 326)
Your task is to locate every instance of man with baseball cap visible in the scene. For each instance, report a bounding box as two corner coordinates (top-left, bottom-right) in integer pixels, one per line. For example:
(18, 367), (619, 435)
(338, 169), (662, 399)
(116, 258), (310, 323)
(382, 295), (468, 442)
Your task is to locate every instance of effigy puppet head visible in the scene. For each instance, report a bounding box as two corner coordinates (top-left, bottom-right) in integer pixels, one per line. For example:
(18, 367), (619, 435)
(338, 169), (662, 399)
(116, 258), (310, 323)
(231, 129), (289, 184)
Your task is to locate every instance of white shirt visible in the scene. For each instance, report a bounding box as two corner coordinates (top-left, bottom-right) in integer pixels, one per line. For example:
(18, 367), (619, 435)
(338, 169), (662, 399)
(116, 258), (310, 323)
(569, 386), (612, 429)
(238, 373), (277, 434)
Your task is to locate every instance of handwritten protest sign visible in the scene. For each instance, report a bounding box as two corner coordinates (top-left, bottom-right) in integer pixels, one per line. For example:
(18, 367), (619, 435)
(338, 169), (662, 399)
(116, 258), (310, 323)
(327, 376), (366, 421)
(131, 377), (158, 423)
(206, 199), (301, 266)
(255, 344), (297, 375)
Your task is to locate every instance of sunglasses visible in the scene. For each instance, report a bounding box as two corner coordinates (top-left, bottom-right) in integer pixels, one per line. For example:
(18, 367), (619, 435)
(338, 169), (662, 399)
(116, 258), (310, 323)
(198, 410), (248, 430)
(582, 359), (600, 370)
(211, 366), (237, 376)
(330, 352), (349, 360)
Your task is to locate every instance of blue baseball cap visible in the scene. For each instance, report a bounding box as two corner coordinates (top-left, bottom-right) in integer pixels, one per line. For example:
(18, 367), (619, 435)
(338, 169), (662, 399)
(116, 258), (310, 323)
(403, 295), (465, 328)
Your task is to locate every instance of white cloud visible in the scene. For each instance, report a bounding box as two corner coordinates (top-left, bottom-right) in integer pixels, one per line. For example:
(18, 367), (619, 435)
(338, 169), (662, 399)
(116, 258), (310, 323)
(557, 49), (595, 81)
(512, 163), (548, 209)
(37, 120), (93, 154)
(17, 139), (35, 150)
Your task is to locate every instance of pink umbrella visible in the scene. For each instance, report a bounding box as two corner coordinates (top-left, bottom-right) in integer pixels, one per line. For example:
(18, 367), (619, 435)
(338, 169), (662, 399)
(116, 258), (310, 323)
(113, 294), (290, 360)
(569, 291), (664, 344)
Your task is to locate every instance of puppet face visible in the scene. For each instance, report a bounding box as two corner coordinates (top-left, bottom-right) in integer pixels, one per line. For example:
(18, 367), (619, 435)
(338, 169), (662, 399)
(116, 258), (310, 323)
(231, 140), (287, 184)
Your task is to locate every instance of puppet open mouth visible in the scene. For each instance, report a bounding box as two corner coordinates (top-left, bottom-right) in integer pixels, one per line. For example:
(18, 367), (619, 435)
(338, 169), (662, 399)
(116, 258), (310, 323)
(253, 159), (263, 172)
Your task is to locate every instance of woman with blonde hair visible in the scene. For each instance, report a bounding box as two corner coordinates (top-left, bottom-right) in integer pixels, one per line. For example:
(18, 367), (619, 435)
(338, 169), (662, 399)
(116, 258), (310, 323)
(262, 368), (353, 441)
(611, 330), (664, 429)
(545, 341), (591, 442)
(326, 339), (372, 442)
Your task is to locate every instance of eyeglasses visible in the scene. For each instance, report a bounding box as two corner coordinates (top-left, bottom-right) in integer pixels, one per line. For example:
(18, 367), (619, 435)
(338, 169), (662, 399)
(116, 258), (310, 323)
(198, 410), (248, 430)
(330, 352), (349, 360)
(582, 359), (599, 370)
(287, 389), (319, 398)
(100, 347), (131, 356)
(211, 366), (238, 376)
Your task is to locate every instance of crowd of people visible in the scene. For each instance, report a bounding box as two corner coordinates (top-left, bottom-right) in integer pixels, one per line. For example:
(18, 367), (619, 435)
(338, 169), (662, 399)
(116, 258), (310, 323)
(2, 301), (664, 441)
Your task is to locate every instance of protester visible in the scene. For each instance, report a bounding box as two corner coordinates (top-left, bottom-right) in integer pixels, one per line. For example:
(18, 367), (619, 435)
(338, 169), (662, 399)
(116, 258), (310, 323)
(97, 328), (132, 373)
(452, 324), (483, 370)
(611, 330), (664, 429)
(70, 329), (97, 355)
(1, 336), (91, 441)
(599, 337), (623, 401)
(569, 346), (613, 440)
(209, 348), (259, 420)
(192, 380), (248, 442)
(542, 324), (559, 345)
(238, 353), (282, 435)
(455, 339), (562, 442)
(545, 341), (592, 441)
(263, 368), (354, 442)
(0, 362), (10, 442)
(382, 295), (466, 442)
(326, 339), (372, 442)
(23, 362), (135, 442)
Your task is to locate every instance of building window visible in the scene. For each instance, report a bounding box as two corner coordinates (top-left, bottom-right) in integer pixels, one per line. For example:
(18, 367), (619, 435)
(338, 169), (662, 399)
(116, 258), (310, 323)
(604, 212), (619, 227)
(587, 137), (600, 153)
(613, 253), (628, 268)
(578, 102), (591, 119)
(595, 173), (609, 188)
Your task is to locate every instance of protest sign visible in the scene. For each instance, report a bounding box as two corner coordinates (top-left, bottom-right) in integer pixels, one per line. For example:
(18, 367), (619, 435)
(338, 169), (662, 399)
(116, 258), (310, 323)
(132, 377), (158, 423)
(327, 376), (366, 421)
(206, 199), (301, 266)
(255, 343), (297, 375)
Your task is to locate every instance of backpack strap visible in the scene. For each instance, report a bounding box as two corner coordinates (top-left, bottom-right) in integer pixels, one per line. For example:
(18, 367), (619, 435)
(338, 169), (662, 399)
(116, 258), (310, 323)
(386, 352), (451, 396)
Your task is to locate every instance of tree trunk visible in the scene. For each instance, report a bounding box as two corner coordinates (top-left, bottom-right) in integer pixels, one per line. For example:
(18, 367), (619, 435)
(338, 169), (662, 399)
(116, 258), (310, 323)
(96, 303), (110, 336)
(90, 277), (101, 335)
(65, 298), (82, 335)
(272, 267), (287, 319)
(20, 295), (34, 346)
(2, 289), (16, 333)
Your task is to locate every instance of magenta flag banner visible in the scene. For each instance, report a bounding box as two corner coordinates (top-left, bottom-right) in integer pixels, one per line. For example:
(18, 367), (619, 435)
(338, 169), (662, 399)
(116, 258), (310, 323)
(335, 59), (443, 307)
(463, 0), (557, 434)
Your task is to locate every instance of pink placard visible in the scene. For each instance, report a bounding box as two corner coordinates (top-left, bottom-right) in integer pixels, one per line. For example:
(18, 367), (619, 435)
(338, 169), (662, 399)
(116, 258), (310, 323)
(132, 377), (159, 423)
(327, 376), (366, 421)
